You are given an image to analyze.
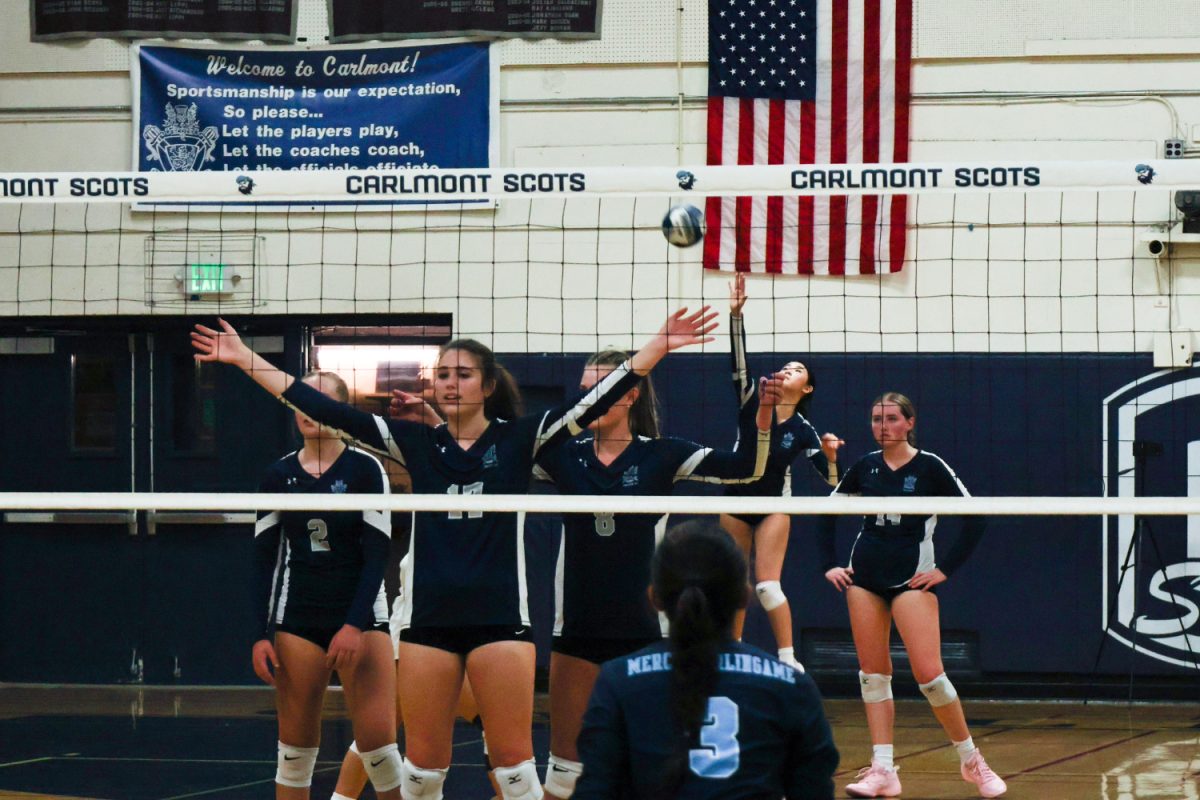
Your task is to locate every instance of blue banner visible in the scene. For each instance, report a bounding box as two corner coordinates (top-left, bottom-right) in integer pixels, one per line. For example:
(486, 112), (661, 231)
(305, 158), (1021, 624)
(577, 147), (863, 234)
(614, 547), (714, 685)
(132, 42), (496, 180)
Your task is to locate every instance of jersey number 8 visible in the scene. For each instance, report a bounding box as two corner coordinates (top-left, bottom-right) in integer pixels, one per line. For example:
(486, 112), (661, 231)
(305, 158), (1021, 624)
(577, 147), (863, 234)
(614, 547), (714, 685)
(594, 511), (615, 536)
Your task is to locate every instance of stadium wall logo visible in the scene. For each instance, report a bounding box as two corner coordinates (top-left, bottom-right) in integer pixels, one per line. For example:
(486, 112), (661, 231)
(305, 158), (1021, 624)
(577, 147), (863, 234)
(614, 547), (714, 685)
(142, 103), (219, 172)
(676, 170), (696, 190)
(1134, 164), (1156, 185)
(1102, 368), (1200, 670)
(236, 176), (255, 195)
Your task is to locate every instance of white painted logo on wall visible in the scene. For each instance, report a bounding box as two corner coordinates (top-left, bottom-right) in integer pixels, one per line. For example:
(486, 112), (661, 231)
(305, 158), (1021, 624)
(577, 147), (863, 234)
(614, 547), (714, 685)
(1102, 368), (1200, 670)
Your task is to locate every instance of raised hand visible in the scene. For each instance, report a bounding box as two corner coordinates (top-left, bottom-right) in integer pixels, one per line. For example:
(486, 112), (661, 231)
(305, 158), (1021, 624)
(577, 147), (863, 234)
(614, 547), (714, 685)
(756, 373), (784, 430)
(390, 389), (443, 427)
(820, 432), (845, 463)
(729, 272), (747, 316)
(660, 305), (719, 353)
(191, 318), (252, 369)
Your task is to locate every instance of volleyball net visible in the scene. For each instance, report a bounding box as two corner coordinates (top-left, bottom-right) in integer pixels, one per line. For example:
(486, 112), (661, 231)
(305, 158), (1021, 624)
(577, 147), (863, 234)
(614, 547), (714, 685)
(1, 160), (1199, 510)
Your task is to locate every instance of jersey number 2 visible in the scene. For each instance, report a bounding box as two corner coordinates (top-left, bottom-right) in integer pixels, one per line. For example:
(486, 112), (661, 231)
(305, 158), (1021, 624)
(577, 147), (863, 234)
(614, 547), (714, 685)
(307, 519), (330, 552)
(447, 482), (484, 519)
(689, 696), (740, 779)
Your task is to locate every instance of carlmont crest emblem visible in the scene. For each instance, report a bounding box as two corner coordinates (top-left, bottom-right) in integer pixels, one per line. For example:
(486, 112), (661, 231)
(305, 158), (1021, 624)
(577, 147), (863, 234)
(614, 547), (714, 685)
(143, 103), (219, 172)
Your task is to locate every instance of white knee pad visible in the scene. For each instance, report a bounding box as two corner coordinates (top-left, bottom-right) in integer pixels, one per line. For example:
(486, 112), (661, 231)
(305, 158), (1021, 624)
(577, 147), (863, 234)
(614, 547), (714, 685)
(755, 580), (787, 611)
(919, 672), (959, 707)
(400, 760), (448, 800)
(275, 742), (319, 788)
(544, 754), (583, 798)
(361, 742), (404, 793)
(494, 758), (544, 800)
(859, 671), (893, 704)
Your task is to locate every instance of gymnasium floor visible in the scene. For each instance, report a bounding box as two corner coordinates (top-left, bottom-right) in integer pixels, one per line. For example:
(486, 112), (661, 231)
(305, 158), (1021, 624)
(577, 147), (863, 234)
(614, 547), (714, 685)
(0, 685), (1197, 799)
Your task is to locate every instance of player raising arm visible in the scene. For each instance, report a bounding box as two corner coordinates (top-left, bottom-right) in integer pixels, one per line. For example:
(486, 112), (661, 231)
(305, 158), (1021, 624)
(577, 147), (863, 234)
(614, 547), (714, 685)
(193, 308), (718, 800)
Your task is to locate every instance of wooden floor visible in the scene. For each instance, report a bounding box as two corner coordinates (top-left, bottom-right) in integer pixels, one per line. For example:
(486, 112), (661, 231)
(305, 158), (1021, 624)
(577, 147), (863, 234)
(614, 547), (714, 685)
(0, 685), (1197, 798)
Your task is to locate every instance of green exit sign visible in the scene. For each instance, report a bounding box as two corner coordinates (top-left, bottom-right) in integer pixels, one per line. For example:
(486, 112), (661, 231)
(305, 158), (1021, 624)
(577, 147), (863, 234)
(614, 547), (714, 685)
(188, 263), (232, 294)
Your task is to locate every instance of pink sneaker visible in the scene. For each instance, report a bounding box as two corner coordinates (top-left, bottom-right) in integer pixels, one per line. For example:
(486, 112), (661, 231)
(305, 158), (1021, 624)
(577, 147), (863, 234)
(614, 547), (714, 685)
(961, 750), (1007, 798)
(845, 761), (901, 798)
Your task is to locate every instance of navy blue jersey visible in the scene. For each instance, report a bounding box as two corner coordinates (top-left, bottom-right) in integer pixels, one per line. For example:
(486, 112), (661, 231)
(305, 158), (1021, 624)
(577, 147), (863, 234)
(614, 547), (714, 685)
(724, 314), (831, 501)
(536, 416), (769, 640)
(280, 363), (643, 630)
(575, 640), (838, 800)
(817, 450), (986, 587)
(254, 446), (391, 637)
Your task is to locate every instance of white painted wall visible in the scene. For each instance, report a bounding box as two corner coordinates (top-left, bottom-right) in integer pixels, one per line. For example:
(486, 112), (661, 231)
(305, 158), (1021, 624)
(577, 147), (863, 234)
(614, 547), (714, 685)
(2, 0), (1200, 355)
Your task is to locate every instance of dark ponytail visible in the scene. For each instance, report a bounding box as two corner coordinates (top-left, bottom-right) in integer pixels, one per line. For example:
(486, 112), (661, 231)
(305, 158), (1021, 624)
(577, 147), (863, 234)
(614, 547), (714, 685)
(586, 348), (660, 438)
(651, 520), (748, 794)
(440, 338), (524, 420)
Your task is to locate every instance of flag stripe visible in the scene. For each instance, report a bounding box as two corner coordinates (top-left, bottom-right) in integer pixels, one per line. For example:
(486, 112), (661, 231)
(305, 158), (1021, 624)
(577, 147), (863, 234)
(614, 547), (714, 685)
(859, 0), (881, 274)
(889, 0), (912, 272)
(766, 99), (785, 274)
(704, 97), (725, 270)
(827, 0), (848, 276)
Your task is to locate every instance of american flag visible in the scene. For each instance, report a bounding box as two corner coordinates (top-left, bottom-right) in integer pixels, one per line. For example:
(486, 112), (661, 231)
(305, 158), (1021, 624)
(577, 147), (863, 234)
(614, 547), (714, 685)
(703, 0), (912, 275)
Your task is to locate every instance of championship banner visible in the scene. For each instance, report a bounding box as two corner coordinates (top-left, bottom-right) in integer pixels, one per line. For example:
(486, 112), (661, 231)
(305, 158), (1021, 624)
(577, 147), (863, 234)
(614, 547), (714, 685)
(131, 41), (497, 207)
(1, 161), (1197, 205)
(328, 0), (601, 42)
(31, 0), (296, 42)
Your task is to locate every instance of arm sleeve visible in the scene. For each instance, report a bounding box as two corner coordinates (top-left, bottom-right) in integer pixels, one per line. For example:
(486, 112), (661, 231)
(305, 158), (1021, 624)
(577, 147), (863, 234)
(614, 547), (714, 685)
(817, 461), (861, 573)
(531, 361), (644, 458)
(281, 379), (417, 466)
(253, 471), (285, 640)
(573, 671), (632, 800)
(782, 678), (840, 800)
(794, 418), (833, 484)
(730, 313), (754, 410)
(931, 459), (987, 577)
(344, 461), (392, 630)
(669, 382), (770, 486)
(670, 428), (771, 485)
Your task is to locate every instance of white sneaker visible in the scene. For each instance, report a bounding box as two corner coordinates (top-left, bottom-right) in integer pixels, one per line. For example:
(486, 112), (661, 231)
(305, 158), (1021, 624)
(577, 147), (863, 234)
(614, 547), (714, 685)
(845, 761), (901, 798)
(961, 750), (1007, 798)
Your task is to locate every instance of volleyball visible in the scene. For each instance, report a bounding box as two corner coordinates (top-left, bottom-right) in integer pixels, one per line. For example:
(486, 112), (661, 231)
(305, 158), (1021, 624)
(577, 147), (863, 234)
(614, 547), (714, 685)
(662, 203), (705, 247)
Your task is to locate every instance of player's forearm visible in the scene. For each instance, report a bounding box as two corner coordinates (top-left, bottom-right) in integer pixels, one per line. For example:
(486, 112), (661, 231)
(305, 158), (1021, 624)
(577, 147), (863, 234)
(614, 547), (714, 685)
(239, 350), (296, 397)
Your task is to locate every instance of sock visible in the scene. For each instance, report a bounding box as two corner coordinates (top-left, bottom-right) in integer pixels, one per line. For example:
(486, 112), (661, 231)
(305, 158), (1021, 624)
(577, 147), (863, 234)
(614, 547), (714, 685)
(332, 793), (356, 800)
(778, 646), (794, 662)
(953, 737), (977, 764)
(872, 744), (895, 770)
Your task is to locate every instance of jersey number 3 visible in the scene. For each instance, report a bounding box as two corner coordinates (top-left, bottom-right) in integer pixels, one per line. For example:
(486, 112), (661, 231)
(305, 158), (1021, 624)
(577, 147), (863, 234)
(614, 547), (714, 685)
(689, 696), (740, 779)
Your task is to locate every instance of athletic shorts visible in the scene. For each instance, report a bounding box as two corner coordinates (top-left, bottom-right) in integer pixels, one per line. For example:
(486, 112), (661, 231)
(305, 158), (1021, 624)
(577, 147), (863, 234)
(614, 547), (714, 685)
(399, 625), (534, 657)
(552, 635), (665, 665)
(726, 511), (768, 528)
(276, 620), (390, 652)
(853, 580), (937, 604)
